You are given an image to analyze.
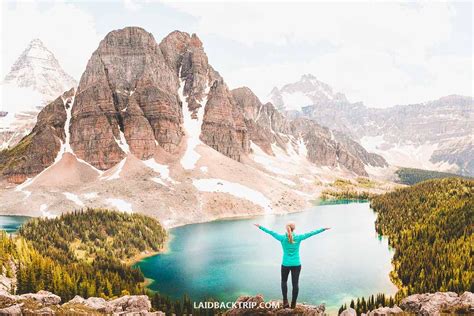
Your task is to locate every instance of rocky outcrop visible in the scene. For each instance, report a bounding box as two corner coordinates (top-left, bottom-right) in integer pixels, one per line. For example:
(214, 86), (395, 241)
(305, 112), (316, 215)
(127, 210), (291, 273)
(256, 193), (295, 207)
(71, 27), (177, 169)
(340, 307), (356, 316)
(333, 132), (387, 168)
(223, 295), (325, 316)
(68, 27), (249, 169)
(0, 89), (74, 183)
(232, 86), (382, 176)
(160, 31), (250, 162)
(201, 80), (249, 161)
(399, 291), (474, 315)
(232, 87), (289, 154)
(0, 291), (159, 315)
(338, 291), (474, 316)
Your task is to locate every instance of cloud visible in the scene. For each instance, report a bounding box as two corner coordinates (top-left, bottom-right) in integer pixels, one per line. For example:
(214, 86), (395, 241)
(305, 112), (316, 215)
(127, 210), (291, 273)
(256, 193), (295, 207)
(166, 1), (471, 107)
(1, 1), (101, 80)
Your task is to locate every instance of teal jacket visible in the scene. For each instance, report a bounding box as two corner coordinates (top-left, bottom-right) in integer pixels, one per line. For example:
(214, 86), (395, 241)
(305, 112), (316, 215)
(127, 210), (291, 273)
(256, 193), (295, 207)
(259, 226), (326, 266)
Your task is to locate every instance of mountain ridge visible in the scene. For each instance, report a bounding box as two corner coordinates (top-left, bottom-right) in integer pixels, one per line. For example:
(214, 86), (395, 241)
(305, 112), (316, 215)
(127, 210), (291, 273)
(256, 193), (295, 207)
(270, 74), (473, 176)
(0, 27), (394, 226)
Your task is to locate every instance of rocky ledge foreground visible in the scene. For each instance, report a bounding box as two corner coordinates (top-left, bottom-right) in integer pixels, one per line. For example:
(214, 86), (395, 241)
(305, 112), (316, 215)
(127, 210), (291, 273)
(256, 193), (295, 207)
(0, 290), (162, 315)
(1, 291), (473, 315)
(224, 292), (474, 316)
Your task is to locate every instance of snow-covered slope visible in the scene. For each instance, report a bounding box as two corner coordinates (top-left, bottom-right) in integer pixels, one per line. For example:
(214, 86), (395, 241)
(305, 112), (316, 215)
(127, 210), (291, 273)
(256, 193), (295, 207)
(0, 39), (77, 149)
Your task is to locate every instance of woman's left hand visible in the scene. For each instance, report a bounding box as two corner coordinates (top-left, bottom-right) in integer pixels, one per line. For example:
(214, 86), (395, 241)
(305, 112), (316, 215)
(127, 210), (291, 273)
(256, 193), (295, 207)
(254, 223), (260, 228)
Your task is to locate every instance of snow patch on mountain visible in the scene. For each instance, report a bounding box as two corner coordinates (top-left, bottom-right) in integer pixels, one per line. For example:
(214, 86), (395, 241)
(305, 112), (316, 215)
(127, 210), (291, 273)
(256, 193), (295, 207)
(143, 158), (175, 183)
(101, 158), (126, 181)
(179, 69), (210, 170)
(280, 91), (313, 111)
(360, 136), (458, 172)
(105, 198), (132, 213)
(63, 192), (84, 207)
(114, 128), (131, 154)
(193, 178), (273, 214)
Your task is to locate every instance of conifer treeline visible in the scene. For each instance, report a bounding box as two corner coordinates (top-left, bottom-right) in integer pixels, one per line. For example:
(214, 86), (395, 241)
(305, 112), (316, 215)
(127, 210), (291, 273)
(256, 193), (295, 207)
(371, 178), (473, 296)
(1, 209), (167, 301)
(338, 293), (395, 315)
(339, 178), (473, 315)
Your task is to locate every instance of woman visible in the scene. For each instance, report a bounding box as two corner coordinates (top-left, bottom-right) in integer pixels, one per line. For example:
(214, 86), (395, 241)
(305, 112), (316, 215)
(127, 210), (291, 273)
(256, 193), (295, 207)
(254, 222), (330, 309)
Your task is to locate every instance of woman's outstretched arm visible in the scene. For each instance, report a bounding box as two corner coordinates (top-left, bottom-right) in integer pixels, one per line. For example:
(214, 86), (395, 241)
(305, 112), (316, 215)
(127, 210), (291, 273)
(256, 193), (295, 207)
(254, 224), (284, 241)
(297, 228), (330, 241)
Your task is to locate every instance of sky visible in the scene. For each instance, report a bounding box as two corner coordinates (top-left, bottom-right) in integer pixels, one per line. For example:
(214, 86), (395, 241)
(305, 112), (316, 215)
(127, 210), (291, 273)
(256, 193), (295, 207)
(0, 0), (472, 108)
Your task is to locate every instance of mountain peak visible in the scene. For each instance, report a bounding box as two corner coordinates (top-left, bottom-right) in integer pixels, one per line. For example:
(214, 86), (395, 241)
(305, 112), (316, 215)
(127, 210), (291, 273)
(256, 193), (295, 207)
(269, 74), (348, 111)
(3, 38), (77, 98)
(29, 38), (46, 47)
(301, 73), (317, 82)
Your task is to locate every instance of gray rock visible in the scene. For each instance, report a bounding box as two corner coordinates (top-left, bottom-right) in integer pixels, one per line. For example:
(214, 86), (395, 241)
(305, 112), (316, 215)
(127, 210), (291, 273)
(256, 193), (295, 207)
(108, 295), (152, 313)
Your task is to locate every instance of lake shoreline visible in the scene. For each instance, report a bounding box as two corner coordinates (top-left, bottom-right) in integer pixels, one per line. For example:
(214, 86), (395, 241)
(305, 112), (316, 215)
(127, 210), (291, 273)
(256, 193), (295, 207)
(135, 202), (398, 311)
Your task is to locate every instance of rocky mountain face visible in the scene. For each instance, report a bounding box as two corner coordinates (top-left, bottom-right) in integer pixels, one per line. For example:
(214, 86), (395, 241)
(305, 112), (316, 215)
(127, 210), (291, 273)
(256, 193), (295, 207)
(1, 27), (383, 184)
(69, 27), (247, 170)
(232, 87), (387, 176)
(0, 89), (75, 184)
(1, 39), (77, 150)
(271, 75), (474, 176)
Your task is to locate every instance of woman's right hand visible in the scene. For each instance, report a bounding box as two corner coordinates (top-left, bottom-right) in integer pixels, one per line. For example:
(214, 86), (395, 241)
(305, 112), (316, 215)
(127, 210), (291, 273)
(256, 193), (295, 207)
(254, 223), (260, 228)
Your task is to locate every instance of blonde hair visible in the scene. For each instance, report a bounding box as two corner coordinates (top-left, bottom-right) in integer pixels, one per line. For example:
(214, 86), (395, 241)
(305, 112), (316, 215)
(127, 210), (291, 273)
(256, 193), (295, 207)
(286, 222), (296, 243)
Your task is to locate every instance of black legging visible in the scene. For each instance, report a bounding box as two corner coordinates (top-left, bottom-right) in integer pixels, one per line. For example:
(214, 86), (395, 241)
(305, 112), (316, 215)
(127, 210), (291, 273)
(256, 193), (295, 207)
(281, 265), (301, 306)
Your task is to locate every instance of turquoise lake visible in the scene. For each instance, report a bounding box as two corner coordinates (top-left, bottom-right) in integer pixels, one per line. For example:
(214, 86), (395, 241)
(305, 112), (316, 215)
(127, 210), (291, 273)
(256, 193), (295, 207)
(0, 215), (30, 233)
(136, 202), (398, 311)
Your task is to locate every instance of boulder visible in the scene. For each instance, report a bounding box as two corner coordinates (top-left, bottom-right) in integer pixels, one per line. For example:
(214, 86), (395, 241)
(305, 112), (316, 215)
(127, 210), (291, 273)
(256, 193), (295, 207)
(367, 305), (403, 315)
(65, 295), (112, 313)
(108, 295), (152, 313)
(35, 306), (55, 315)
(0, 303), (22, 316)
(223, 295), (325, 316)
(340, 307), (357, 316)
(400, 291), (474, 315)
(0, 290), (18, 307)
(19, 290), (61, 306)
